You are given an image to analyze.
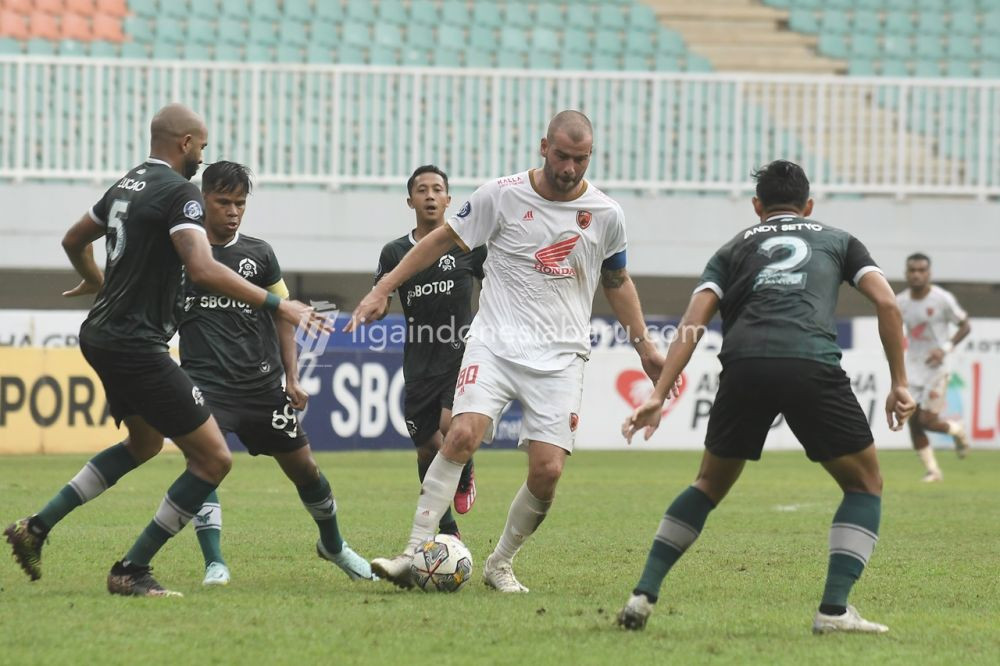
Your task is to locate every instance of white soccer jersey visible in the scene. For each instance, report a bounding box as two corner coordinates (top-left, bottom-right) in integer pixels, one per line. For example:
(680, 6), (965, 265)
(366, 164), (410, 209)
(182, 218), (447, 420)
(896, 285), (968, 385)
(447, 170), (627, 371)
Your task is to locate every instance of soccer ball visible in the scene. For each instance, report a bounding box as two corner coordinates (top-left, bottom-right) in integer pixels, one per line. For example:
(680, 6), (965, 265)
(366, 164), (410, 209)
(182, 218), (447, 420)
(410, 534), (473, 592)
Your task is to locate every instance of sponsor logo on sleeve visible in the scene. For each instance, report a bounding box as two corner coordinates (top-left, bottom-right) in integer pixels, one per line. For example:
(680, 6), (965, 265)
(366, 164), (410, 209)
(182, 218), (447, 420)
(457, 201), (471, 218)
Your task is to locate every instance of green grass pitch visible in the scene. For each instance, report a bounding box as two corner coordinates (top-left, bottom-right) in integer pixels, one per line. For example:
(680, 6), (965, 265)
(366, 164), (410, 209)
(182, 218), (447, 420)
(1, 449), (998, 665)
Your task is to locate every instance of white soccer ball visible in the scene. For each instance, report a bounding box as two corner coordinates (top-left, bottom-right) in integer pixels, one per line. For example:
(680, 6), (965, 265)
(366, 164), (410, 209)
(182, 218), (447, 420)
(410, 534), (474, 592)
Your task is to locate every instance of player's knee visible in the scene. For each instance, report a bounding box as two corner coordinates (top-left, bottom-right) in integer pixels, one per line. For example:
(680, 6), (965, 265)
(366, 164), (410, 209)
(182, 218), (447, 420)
(529, 457), (564, 489)
(443, 423), (478, 458)
(196, 446), (232, 484)
(125, 436), (162, 463)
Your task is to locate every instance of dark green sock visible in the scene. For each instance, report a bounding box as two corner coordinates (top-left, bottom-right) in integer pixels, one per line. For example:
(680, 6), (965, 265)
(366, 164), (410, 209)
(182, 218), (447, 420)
(298, 473), (343, 554)
(35, 442), (137, 532)
(821, 491), (881, 610)
(418, 457), (458, 534)
(125, 470), (217, 567)
(636, 486), (716, 601)
(194, 490), (225, 567)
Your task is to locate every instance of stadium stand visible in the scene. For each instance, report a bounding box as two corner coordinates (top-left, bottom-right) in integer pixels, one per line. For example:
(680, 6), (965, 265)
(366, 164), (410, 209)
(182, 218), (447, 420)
(0, 0), (705, 71)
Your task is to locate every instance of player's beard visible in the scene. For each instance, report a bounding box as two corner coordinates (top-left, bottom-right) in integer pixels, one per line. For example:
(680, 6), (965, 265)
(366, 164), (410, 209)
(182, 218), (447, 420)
(543, 160), (584, 194)
(182, 156), (201, 180)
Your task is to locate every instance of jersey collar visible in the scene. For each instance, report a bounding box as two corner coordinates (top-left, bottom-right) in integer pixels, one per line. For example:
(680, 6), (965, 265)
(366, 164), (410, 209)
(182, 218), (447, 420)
(145, 156), (172, 168)
(223, 232), (240, 248)
(407, 231), (417, 246)
(764, 212), (801, 222)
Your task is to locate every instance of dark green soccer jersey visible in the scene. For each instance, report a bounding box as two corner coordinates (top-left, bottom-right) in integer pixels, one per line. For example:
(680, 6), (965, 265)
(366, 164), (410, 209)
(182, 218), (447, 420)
(80, 159), (206, 353)
(697, 216), (879, 366)
(179, 233), (284, 395)
(375, 231), (487, 380)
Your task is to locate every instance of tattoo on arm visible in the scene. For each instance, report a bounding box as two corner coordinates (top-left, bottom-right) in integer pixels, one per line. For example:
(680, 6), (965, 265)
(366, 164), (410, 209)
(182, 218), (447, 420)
(601, 267), (628, 289)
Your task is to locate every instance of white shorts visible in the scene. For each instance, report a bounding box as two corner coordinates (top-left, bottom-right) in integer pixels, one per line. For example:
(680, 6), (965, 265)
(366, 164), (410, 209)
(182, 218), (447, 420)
(911, 371), (949, 413)
(452, 341), (586, 453)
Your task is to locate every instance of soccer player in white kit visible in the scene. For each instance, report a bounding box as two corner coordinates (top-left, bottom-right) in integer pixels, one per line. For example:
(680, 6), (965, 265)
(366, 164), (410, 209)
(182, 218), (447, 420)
(896, 253), (972, 482)
(347, 110), (665, 591)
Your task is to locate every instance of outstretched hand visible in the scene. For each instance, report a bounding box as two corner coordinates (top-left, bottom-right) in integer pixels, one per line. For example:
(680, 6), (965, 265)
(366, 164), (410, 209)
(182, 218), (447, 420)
(345, 288), (390, 332)
(885, 385), (916, 431)
(622, 397), (665, 445)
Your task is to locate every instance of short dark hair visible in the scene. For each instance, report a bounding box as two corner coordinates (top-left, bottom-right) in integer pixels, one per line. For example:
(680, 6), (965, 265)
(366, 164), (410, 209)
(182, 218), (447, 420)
(407, 164), (449, 196)
(202, 160), (253, 196)
(751, 160), (810, 211)
(907, 252), (931, 266)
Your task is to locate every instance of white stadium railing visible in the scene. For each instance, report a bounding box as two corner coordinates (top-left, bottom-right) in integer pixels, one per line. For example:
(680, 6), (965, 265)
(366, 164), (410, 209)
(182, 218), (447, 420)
(1, 56), (998, 198)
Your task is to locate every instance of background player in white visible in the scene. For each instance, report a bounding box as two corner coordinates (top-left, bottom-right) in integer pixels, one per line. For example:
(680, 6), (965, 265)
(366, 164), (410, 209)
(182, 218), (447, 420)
(896, 253), (972, 482)
(348, 110), (665, 592)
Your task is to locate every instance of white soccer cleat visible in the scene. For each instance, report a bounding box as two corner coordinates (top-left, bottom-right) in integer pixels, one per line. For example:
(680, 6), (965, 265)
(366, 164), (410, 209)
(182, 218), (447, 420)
(202, 561), (231, 587)
(370, 552), (415, 589)
(922, 470), (943, 483)
(483, 553), (529, 593)
(812, 605), (889, 635)
(617, 593), (655, 630)
(951, 422), (971, 459)
(317, 541), (377, 581)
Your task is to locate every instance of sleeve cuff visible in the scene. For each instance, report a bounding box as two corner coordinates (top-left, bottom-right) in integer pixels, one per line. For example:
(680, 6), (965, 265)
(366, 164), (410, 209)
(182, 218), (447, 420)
(88, 206), (106, 226)
(693, 282), (723, 299)
(446, 218), (471, 252)
(852, 265), (883, 286)
(169, 223), (207, 235)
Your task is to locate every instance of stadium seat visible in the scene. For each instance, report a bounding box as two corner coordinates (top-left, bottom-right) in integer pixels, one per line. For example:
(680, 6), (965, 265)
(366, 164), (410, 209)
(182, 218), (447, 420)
(373, 23), (402, 49)
(26, 36), (55, 54)
(218, 20), (243, 46)
(0, 11), (28, 41)
(915, 12), (946, 36)
(378, 0), (407, 25)
(852, 10), (881, 34)
(120, 40), (147, 58)
(410, 1), (438, 26)
(400, 46), (429, 65)
(430, 48), (460, 67)
(914, 35), (944, 59)
(848, 58), (877, 75)
(655, 52), (681, 71)
(95, 0), (126, 18)
(28, 11), (60, 40)
(527, 52), (557, 70)
(58, 38), (87, 56)
(565, 4), (594, 30)
(278, 18), (308, 47)
(468, 25), (493, 50)
(369, 45), (398, 65)
(314, 0), (343, 23)
(495, 50), (524, 69)
(627, 4), (658, 33)
(251, 0), (281, 22)
(596, 5), (626, 30)
(535, 4), (562, 29)
(122, 16), (153, 42)
(788, 8), (819, 33)
(818, 33), (848, 59)
(504, 3), (533, 29)
(880, 59), (909, 76)
(685, 54), (713, 72)
(945, 35), (977, 60)
(978, 61), (1000, 77)
(160, 0), (188, 20)
(128, 0), (158, 19)
(530, 27), (559, 55)
(913, 59), (942, 77)
(439, 1), (470, 26)
(89, 39), (118, 56)
(182, 43), (213, 61)
(153, 16), (184, 44)
(562, 28), (589, 55)
(152, 41), (181, 59)
(35, 0), (66, 15)
(945, 60), (975, 78)
(187, 20), (215, 46)
(305, 43), (332, 63)
(471, 3), (501, 28)
(464, 49), (492, 67)
(820, 10), (850, 34)
(623, 53), (651, 71)
(627, 29), (655, 55)
(248, 18), (277, 46)
(283, 0), (311, 22)
(984, 11), (1000, 34)
(883, 12), (914, 35)
(244, 42), (271, 61)
(851, 34), (880, 58)
(275, 44), (303, 63)
(60, 12), (91, 40)
(591, 52), (620, 71)
(656, 28), (686, 56)
(595, 29), (623, 54)
(310, 20), (337, 48)
(949, 11), (979, 36)
(885, 0), (916, 10)
(883, 36), (912, 59)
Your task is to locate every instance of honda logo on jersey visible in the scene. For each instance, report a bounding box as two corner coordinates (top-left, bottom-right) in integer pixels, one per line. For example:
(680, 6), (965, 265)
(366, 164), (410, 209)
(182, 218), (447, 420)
(533, 234), (580, 277)
(576, 210), (592, 229)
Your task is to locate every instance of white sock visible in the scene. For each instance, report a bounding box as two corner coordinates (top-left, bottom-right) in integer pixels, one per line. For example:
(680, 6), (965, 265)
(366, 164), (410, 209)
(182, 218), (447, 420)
(918, 446), (941, 474)
(406, 454), (465, 553)
(946, 421), (961, 437)
(493, 483), (552, 563)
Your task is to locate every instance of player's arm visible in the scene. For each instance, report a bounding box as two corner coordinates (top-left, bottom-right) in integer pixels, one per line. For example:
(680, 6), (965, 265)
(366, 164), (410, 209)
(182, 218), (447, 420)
(348, 224), (460, 331)
(172, 229), (324, 332)
(857, 270), (915, 430)
(622, 289), (718, 444)
(601, 264), (661, 381)
(61, 213), (106, 297)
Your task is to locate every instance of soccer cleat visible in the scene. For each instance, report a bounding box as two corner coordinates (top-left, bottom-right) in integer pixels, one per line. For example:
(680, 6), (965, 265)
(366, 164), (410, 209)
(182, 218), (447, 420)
(202, 561), (231, 587)
(951, 423), (971, 459)
(454, 462), (477, 515)
(107, 560), (182, 597)
(370, 552), (415, 589)
(922, 470), (943, 483)
(812, 605), (889, 635)
(617, 593), (655, 630)
(316, 540), (376, 581)
(4, 517), (44, 581)
(483, 553), (529, 593)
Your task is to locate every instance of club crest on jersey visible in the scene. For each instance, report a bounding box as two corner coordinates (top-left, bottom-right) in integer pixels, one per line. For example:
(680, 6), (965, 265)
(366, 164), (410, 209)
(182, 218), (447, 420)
(438, 254), (456, 271)
(576, 210), (592, 230)
(927, 307), (935, 317)
(533, 234), (580, 277)
(183, 200), (203, 220)
(183, 296), (195, 312)
(457, 201), (471, 218)
(238, 258), (259, 278)
(192, 386), (205, 406)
